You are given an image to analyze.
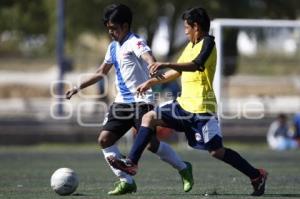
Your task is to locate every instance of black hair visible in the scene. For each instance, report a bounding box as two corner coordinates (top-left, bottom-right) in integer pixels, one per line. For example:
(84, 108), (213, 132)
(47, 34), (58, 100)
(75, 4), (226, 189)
(182, 7), (210, 33)
(278, 113), (287, 120)
(103, 4), (132, 28)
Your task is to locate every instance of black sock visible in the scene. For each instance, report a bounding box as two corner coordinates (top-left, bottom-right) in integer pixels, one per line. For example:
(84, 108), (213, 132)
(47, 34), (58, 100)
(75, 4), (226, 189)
(222, 148), (260, 179)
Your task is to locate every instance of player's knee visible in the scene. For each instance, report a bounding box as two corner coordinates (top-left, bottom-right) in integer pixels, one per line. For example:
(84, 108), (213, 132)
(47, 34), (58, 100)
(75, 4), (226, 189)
(97, 134), (106, 148)
(209, 148), (225, 159)
(98, 132), (113, 148)
(141, 111), (156, 127)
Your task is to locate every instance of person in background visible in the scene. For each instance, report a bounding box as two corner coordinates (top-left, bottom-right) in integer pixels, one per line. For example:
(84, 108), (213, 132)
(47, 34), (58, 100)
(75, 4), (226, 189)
(267, 113), (298, 151)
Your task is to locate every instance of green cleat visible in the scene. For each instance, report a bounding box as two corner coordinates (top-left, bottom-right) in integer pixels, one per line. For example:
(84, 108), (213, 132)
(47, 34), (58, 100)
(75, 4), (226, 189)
(107, 180), (137, 195)
(179, 161), (194, 192)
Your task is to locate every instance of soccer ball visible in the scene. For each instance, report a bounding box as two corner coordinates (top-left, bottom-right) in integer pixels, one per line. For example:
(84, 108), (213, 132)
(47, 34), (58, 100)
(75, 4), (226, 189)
(50, 168), (79, 196)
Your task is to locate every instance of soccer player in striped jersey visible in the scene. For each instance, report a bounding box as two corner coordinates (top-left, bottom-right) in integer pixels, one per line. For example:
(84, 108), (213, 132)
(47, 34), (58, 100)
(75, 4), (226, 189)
(108, 7), (268, 196)
(65, 4), (193, 195)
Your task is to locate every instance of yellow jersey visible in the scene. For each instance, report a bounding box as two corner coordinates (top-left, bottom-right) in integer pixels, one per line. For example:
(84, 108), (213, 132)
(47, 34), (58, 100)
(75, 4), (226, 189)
(176, 37), (217, 113)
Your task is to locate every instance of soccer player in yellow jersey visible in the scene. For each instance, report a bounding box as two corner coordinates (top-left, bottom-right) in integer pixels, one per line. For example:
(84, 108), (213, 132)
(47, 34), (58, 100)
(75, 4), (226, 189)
(108, 7), (268, 196)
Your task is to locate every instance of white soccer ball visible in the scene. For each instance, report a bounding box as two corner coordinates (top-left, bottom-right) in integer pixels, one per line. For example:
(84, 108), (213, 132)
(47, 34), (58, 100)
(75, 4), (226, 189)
(50, 168), (79, 196)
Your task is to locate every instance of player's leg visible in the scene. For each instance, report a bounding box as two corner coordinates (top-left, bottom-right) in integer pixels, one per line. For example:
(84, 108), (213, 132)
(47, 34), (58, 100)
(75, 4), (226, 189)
(99, 131), (137, 195)
(208, 145), (268, 196)
(127, 101), (186, 165)
(147, 135), (186, 171)
(139, 103), (193, 192)
(107, 110), (163, 174)
(203, 119), (268, 196)
(130, 104), (161, 164)
(99, 104), (137, 195)
(108, 101), (194, 192)
(146, 136), (193, 192)
(207, 138), (261, 180)
(133, 103), (185, 166)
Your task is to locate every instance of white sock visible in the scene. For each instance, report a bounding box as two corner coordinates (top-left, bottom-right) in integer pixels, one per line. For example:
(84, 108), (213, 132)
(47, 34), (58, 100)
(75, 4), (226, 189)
(102, 145), (133, 184)
(155, 141), (186, 171)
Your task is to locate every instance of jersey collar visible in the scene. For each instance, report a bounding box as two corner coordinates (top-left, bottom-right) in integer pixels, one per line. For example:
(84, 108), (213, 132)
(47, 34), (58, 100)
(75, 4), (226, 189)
(119, 32), (132, 46)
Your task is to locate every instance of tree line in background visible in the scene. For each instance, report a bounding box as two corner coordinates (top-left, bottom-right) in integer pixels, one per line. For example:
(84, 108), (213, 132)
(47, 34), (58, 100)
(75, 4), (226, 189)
(0, 0), (299, 75)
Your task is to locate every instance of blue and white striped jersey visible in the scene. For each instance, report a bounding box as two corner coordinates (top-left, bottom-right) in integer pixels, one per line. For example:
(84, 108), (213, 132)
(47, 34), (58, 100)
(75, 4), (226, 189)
(104, 32), (153, 103)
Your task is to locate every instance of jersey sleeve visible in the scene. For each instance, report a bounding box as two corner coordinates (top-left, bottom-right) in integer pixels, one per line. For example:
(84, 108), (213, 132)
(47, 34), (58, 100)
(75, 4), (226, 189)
(132, 38), (151, 58)
(104, 43), (113, 64)
(193, 35), (215, 71)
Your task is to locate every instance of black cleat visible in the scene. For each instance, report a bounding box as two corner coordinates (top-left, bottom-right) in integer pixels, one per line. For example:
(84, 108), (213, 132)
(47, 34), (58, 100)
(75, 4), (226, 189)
(107, 156), (138, 176)
(251, 169), (268, 196)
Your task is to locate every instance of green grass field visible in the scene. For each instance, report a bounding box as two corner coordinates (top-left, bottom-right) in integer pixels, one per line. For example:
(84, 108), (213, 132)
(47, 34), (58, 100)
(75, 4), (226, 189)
(0, 143), (299, 199)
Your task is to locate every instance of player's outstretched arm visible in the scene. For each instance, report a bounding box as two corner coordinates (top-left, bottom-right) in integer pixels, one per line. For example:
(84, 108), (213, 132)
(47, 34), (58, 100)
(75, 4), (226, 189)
(149, 62), (198, 75)
(65, 62), (112, 100)
(141, 51), (156, 65)
(136, 69), (180, 97)
(149, 36), (215, 74)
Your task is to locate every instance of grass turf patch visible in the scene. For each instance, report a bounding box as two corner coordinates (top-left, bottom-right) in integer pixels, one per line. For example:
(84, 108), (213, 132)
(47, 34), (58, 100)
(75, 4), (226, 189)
(0, 144), (299, 199)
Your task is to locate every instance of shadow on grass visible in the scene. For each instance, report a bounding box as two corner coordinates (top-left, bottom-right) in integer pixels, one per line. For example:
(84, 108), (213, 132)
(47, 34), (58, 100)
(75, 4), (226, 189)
(264, 194), (300, 198)
(72, 193), (90, 196)
(220, 193), (300, 198)
(167, 192), (300, 198)
(221, 193), (300, 198)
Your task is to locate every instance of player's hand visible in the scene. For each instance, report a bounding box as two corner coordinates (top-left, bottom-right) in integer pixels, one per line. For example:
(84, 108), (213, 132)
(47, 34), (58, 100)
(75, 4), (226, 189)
(65, 87), (79, 100)
(148, 62), (165, 77)
(136, 81), (152, 98)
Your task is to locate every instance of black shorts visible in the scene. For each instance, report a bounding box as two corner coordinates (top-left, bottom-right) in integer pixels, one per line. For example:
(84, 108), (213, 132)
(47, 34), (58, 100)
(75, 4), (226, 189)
(102, 102), (154, 136)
